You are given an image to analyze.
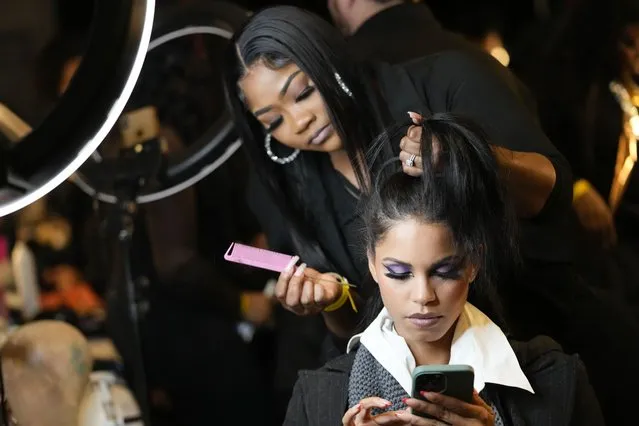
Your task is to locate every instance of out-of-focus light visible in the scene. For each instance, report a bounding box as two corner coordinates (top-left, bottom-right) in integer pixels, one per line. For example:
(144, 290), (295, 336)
(490, 46), (511, 67)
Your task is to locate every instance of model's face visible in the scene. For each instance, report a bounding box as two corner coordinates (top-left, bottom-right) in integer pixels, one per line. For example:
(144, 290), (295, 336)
(368, 219), (477, 346)
(620, 23), (639, 76)
(238, 61), (342, 154)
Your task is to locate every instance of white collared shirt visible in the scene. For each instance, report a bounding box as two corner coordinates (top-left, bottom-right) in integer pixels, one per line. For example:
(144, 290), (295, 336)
(346, 303), (534, 395)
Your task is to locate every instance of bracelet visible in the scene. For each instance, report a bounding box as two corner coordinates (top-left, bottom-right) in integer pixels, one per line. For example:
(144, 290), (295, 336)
(573, 179), (591, 202)
(324, 275), (358, 313)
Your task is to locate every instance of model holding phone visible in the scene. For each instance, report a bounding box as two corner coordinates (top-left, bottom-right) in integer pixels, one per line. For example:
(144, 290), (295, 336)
(282, 116), (603, 425)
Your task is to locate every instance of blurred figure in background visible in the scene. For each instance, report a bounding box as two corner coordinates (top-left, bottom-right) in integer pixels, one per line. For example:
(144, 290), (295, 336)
(529, 0), (639, 308)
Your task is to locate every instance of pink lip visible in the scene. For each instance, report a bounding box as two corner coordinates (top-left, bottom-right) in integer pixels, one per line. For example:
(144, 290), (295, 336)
(407, 313), (443, 328)
(308, 125), (333, 145)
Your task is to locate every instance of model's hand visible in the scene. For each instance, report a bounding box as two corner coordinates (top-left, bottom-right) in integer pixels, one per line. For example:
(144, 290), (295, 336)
(397, 391), (495, 425)
(342, 397), (406, 426)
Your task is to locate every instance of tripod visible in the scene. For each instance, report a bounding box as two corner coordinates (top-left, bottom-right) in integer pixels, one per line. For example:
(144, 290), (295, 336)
(101, 139), (164, 426)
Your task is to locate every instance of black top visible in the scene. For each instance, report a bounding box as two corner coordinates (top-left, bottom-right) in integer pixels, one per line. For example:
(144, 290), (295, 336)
(348, 2), (482, 64)
(348, 2), (538, 114)
(318, 155), (366, 276)
(374, 52), (573, 263)
(283, 336), (604, 426)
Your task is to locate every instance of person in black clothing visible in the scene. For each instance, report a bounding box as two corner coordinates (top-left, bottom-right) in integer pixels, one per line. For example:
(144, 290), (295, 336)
(284, 113), (602, 426)
(224, 6), (639, 424)
(526, 0), (639, 305)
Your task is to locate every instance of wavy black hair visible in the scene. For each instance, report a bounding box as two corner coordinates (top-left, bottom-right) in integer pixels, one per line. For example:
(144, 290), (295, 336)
(359, 113), (519, 330)
(222, 6), (390, 274)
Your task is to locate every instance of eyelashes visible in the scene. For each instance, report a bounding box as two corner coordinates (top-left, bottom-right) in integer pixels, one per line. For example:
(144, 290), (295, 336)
(296, 86), (315, 101)
(384, 271), (413, 281)
(266, 118), (282, 132)
(382, 264), (463, 281)
(264, 86), (316, 132)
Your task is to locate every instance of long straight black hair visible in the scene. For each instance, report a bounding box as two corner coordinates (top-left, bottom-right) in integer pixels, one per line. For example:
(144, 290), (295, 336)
(223, 6), (391, 272)
(359, 113), (518, 331)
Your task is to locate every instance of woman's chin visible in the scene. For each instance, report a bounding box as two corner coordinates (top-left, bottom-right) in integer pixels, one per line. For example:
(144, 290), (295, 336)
(401, 321), (449, 344)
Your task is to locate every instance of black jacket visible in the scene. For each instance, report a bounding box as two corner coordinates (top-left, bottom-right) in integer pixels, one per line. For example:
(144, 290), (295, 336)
(283, 336), (605, 426)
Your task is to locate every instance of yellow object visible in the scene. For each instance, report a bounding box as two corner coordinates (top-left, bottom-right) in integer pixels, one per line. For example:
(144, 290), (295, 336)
(573, 179), (591, 202)
(240, 293), (250, 318)
(324, 276), (358, 313)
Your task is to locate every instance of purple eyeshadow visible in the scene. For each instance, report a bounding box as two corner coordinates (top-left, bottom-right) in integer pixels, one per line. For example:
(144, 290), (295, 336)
(384, 264), (411, 274)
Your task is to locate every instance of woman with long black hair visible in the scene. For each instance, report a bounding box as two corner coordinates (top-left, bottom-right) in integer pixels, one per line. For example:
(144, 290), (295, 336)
(222, 6), (639, 423)
(284, 113), (603, 426)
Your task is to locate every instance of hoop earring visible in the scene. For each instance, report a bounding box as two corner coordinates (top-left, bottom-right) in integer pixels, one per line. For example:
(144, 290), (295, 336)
(264, 133), (300, 165)
(334, 72), (353, 98)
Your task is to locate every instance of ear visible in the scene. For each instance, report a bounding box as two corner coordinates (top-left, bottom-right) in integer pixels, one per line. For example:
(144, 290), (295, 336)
(467, 263), (479, 284)
(368, 251), (379, 283)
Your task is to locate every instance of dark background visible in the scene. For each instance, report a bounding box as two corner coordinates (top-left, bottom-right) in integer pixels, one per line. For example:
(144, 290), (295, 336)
(0, 0), (550, 128)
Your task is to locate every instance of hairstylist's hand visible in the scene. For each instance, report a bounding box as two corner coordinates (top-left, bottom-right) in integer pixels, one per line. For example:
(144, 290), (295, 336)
(274, 257), (342, 316)
(400, 112), (424, 177)
(397, 391), (495, 425)
(400, 112), (443, 177)
(573, 182), (617, 249)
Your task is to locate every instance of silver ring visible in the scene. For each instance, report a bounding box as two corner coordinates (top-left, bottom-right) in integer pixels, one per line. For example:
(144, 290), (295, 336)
(405, 154), (417, 167)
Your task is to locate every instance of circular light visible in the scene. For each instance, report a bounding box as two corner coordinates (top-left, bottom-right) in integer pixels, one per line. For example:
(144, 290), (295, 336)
(70, 2), (250, 205)
(0, 0), (156, 218)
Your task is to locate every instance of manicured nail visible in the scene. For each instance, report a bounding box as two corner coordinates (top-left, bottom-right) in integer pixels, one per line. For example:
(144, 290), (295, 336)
(294, 263), (307, 277)
(402, 398), (408, 404)
(284, 256), (299, 273)
(408, 111), (422, 122)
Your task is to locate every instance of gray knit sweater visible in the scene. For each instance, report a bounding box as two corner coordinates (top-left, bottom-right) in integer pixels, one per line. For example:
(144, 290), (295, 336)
(347, 345), (504, 424)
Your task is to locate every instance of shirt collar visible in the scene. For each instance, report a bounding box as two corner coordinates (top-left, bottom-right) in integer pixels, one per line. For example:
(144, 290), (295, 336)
(347, 303), (534, 395)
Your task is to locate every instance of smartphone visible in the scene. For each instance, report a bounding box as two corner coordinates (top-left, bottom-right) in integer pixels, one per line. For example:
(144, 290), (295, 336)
(224, 242), (295, 273)
(411, 365), (474, 419)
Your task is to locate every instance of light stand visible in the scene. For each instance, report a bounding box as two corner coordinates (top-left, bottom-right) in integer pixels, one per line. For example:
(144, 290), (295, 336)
(95, 139), (164, 426)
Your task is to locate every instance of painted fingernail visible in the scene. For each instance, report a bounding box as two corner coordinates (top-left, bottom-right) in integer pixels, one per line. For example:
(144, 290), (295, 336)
(294, 263), (307, 277)
(284, 256), (299, 273)
(402, 398), (408, 404)
(408, 111), (422, 122)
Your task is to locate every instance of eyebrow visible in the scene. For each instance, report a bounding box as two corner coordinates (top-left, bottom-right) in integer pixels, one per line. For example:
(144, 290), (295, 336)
(253, 69), (303, 117)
